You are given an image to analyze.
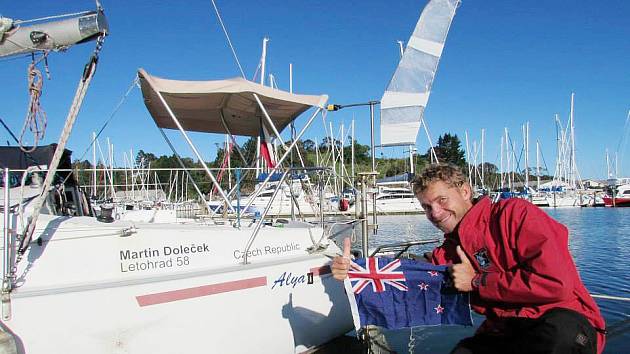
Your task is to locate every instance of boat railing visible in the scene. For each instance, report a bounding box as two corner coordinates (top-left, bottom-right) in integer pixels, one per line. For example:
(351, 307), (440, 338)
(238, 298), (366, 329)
(241, 166), (334, 264)
(370, 239), (441, 259)
(9, 165), (340, 221)
(2, 168), (12, 295)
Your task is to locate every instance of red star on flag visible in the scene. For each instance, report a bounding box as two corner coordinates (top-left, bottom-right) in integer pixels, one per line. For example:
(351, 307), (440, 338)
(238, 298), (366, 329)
(418, 282), (429, 291)
(434, 304), (444, 314)
(428, 270), (439, 277)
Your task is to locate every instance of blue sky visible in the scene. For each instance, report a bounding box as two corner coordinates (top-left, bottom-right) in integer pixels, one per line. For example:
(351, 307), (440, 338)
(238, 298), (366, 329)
(1, 0), (628, 178)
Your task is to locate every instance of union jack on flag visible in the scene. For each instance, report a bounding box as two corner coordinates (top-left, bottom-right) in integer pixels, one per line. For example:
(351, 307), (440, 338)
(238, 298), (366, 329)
(348, 258), (407, 293)
(343, 257), (473, 330)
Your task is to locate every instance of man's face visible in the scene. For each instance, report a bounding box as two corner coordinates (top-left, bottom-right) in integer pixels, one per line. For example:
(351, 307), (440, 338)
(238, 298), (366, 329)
(416, 181), (473, 234)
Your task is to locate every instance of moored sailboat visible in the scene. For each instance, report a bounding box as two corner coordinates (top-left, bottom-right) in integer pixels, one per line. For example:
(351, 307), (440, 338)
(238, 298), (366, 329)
(0, 5), (353, 354)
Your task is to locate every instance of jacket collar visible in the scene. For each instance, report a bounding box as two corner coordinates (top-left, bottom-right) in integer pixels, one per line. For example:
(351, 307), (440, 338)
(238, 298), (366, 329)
(456, 196), (491, 243)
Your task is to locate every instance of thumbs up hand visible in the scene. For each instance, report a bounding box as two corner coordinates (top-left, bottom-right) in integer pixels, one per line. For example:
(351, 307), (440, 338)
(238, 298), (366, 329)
(331, 238), (352, 281)
(449, 245), (476, 292)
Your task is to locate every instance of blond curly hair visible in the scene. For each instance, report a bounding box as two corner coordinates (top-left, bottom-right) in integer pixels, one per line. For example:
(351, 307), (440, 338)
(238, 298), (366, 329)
(412, 163), (468, 196)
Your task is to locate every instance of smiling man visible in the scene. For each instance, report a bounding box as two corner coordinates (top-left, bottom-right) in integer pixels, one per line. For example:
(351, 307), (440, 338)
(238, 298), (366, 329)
(331, 163), (606, 354)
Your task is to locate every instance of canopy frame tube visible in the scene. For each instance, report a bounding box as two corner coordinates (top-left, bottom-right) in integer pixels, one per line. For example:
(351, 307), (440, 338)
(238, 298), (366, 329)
(253, 93), (287, 149)
(142, 75), (235, 213)
(156, 127), (214, 215)
(242, 107), (325, 214)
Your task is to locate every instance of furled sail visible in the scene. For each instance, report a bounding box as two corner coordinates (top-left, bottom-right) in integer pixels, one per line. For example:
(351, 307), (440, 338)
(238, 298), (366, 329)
(380, 0), (460, 146)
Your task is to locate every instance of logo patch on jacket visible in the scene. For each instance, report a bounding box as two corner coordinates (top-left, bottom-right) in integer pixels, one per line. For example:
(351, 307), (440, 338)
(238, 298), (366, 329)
(474, 248), (491, 269)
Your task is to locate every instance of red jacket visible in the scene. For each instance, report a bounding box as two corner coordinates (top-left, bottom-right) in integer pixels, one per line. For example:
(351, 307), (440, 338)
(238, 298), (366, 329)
(430, 197), (606, 353)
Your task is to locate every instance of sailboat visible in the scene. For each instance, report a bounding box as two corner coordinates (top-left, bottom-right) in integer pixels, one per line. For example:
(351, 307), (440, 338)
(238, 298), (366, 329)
(545, 93), (584, 207)
(0, 5), (353, 354)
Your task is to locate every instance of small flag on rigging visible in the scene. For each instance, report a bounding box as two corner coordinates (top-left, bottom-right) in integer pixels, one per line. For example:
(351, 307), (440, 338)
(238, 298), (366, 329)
(259, 123), (276, 168)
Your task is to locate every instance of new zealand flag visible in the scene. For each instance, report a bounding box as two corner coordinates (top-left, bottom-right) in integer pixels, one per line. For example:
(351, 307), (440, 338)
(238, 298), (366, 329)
(344, 257), (473, 330)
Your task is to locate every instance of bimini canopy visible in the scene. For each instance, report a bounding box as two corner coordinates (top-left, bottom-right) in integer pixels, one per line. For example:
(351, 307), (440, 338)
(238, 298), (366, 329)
(138, 69), (328, 137)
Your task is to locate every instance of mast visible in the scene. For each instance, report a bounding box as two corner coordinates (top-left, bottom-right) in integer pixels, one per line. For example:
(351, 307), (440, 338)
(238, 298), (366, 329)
(465, 131), (472, 186)
(315, 136), (320, 167)
(289, 63), (293, 93)
(260, 37), (269, 85)
(226, 134), (232, 190)
(504, 128), (511, 191)
(256, 37), (269, 177)
(409, 146), (415, 175)
(109, 140), (115, 198)
(554, 114), (561, 187)
(524, 122), (529, 191)
(130, 148), (135, 201)
(340, 123), (345, 193)
(108, 140), (112, 198)
(123, 152), (129, 199)
(569, 92), (577, 189)
(536, 139), (540, 191)
(481, 128), (485, 190)
(606, 149), (611, 179)
(501, 136), (505, 188)
(351, 119), (355, 183)
(92, 132), (97, 198)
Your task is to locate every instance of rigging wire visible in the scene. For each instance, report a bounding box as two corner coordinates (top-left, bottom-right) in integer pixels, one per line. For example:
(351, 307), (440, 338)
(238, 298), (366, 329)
(209, 0), (245, 79)
(0, 52), (39, 63)
(75, 76), (139, 163)
(12, 10), (93, 25)
(614, 110), (630, 175)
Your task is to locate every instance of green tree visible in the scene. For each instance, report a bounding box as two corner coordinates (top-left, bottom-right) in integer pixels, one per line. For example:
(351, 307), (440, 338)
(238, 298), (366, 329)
(319, 137), (342, 151)
(342, 142), (370, 165)
(479, 162), (498, 175)
(429, 133), (466, 167)
(241, 137), (258, 163)
(72, 159), (93, 187)
(302, 139), (316, 152)
(135, 150), (157, 167)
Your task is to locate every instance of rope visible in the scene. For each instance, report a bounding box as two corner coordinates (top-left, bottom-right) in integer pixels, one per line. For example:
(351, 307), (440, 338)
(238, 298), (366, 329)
(209, 0), (245, 78)
(19, 35), (105, 255)
(408, 327), (416, 354)
(19, 58), (48, 153)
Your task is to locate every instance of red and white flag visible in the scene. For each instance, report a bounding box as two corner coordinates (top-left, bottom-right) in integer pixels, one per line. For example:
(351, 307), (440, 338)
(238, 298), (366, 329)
(259, 124), (276, 168)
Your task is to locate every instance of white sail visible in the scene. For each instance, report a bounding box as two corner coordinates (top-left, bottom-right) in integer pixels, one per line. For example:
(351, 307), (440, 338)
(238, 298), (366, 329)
(380, 0), (460, 146)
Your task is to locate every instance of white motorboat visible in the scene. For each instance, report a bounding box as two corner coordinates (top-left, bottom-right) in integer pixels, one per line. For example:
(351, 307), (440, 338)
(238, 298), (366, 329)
(241, 175), (337, 217)
(371, 186), (424, 214)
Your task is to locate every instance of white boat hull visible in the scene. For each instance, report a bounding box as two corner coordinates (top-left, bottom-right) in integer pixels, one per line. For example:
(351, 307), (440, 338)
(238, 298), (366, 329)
(1, 214), (353, 353)
(545, 194), (580, 207)
(347, 197), (424, 215)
